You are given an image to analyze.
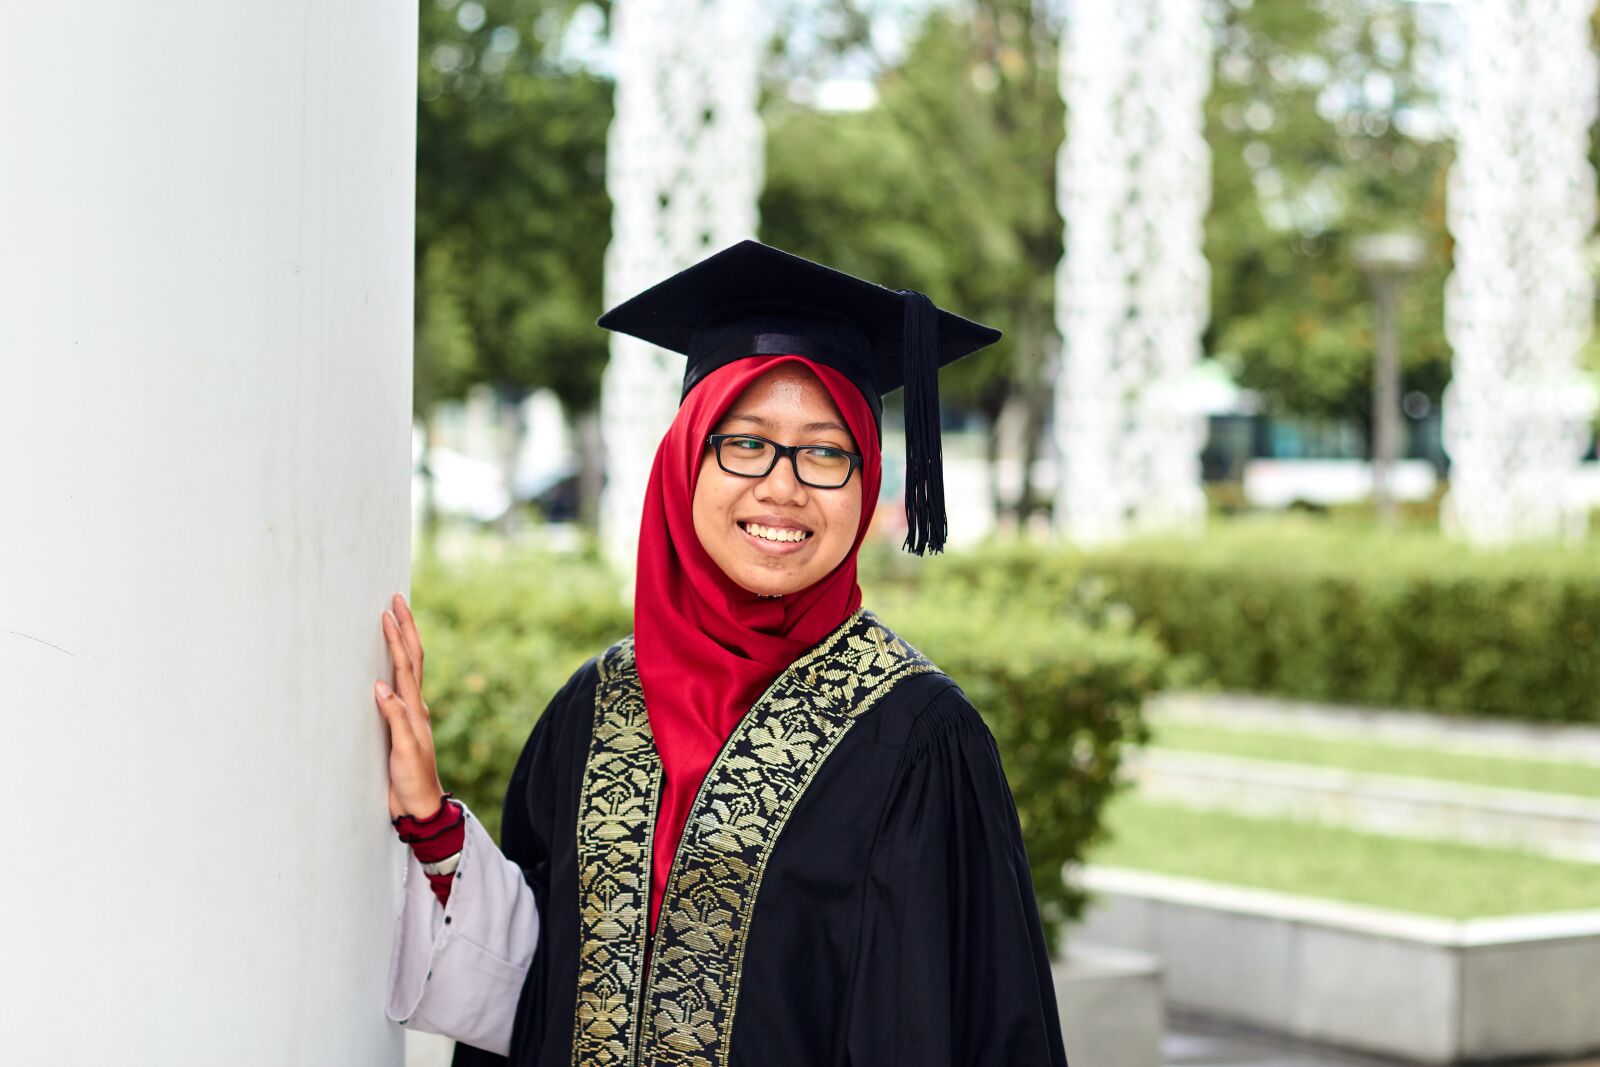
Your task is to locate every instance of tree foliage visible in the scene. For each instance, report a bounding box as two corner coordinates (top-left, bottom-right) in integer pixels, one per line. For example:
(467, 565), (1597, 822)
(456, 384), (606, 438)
(415, 0), (613, 417)
(1206, 0), (1454, 419)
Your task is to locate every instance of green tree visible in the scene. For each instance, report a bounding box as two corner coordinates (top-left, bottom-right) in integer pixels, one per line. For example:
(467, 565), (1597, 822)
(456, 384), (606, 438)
(1205, 0), (1454, 423)
(416, 0), (613, 528)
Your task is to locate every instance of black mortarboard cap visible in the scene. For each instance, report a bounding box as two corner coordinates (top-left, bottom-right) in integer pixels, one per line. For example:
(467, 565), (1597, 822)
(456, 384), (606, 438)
(596, 240), (1001, 555)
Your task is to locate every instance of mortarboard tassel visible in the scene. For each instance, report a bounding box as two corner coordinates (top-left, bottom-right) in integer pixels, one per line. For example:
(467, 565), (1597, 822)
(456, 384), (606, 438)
(899, 290), (946, 555)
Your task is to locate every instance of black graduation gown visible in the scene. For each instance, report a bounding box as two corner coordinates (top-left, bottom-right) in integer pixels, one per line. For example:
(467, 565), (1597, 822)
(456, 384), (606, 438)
(454, 609), (1068, 1067)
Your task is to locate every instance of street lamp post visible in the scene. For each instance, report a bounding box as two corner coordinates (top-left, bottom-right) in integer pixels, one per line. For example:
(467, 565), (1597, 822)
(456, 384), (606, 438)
(1353, 233), (1428, 527)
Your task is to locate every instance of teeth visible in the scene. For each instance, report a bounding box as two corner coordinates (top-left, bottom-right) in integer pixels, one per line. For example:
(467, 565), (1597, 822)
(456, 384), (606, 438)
(744, 522), (810, 543)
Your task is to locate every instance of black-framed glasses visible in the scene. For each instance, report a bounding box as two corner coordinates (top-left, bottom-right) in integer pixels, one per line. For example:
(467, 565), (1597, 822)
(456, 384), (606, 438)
(705, 433), (862, 489)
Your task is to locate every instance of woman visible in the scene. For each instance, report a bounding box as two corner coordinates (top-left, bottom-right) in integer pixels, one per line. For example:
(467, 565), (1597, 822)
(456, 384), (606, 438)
(378, 241), (1069, 1066)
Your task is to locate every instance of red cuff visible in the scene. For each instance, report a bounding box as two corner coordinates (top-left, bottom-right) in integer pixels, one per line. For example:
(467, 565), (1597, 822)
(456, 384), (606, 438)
(408, 810), (466, 865)
(394, 798), (466, 907)
(392, 793), (457, 838)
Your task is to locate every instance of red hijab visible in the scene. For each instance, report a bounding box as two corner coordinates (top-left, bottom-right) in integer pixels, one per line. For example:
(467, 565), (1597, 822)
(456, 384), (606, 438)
(633, 354), (882, 933)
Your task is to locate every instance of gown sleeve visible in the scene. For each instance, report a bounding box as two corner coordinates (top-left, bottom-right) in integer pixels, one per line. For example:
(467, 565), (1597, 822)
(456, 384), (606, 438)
(385, 803), (540, 1055)
(845, 683), (1069, 1067)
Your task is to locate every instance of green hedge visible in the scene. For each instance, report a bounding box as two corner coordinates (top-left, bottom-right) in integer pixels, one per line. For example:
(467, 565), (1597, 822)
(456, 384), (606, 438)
(962, 519), (1600, 725)
(412, 544), (1166, 950)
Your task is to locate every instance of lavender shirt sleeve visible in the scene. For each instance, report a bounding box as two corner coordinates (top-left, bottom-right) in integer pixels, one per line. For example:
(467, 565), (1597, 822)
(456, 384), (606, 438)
(386, 803), (540, 1056)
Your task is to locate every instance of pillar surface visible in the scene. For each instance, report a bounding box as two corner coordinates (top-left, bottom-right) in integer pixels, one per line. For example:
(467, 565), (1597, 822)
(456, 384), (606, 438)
(0, 5), (416, 1062)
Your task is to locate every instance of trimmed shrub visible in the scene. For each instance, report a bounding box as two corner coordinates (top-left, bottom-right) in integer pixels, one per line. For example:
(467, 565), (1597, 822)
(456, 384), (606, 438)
(978, 518), (1600, 725)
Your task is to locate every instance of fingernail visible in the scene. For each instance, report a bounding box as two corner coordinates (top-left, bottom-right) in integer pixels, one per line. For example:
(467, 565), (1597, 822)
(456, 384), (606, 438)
(377, 681), (392, 697)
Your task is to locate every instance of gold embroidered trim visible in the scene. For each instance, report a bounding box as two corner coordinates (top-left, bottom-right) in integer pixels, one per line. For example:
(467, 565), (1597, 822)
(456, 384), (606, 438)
(571, 609), (933, 1067)
(572, 637), (661, 1067)
(645, 609), (933, 1065)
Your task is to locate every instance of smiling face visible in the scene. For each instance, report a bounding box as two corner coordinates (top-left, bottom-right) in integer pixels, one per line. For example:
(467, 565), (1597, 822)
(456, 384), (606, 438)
(691, 364), (866, 597)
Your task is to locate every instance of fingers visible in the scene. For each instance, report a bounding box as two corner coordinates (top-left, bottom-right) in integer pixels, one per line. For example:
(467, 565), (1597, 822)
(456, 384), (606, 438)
(375, 679), (441, 819)
(392, 592), (424, 691)
(381, 609), (424, 715)
(374, 680), (414, 738)
(376, 679), (434, 756)
(376, 594), (439, 822)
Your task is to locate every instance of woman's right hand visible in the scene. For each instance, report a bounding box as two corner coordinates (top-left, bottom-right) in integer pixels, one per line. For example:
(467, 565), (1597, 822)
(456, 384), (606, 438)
(375, 592), (446, 821)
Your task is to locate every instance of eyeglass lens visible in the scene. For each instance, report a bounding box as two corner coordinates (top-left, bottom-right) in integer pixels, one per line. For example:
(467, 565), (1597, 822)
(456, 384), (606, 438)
(718, 435), (853, 488)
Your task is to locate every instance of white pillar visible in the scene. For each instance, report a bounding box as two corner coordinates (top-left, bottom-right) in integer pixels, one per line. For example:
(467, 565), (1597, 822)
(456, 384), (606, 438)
(1054, 0), (1212, 545)
(599, 0), (764, 572)
(1442, 0), (1598, 544)
(0, 5), (416, 1064)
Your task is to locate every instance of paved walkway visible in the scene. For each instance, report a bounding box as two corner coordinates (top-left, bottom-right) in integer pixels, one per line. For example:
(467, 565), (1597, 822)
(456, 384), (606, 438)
(1168, 1018), (1404, 1066)
(1168, 1018), (1600, 1066)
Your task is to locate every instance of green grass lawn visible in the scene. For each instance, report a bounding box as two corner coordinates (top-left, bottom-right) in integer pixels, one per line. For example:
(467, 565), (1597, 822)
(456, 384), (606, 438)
(1091, 795), (1600, 919)
(1149, 721), (1600, 800)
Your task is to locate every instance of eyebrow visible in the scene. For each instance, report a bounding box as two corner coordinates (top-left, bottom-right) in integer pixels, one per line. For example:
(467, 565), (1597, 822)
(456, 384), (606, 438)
(724, 413), (850, 435)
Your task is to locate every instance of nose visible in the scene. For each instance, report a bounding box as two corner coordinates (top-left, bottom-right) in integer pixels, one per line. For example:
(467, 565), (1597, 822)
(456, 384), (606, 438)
(754, 452), (809, 507)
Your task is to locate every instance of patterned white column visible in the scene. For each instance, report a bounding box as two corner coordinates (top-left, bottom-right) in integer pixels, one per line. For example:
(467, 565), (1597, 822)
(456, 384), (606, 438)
(1442, 0), (1598, 544)
(1053, 0), (1213, 545)
(599, 0), (764, 571)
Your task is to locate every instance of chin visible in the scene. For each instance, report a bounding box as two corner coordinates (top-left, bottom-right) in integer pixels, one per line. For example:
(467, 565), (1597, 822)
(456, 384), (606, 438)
(730, 565), (812, 598)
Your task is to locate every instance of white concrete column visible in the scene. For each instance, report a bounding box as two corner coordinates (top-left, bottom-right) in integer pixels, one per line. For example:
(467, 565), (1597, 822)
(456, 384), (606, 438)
(0, 5), (416, 1064)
